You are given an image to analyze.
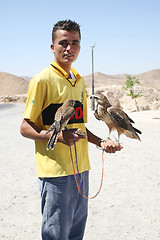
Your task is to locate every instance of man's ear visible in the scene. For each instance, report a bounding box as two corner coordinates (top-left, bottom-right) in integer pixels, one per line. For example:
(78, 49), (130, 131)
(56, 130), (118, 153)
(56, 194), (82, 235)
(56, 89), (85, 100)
(50, 44), (55, 53)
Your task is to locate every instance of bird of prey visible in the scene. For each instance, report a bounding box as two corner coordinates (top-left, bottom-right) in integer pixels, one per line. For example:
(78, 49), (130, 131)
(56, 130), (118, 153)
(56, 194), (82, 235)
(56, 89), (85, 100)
(92, 93), (142, 142)
(43, 99), (76, 150)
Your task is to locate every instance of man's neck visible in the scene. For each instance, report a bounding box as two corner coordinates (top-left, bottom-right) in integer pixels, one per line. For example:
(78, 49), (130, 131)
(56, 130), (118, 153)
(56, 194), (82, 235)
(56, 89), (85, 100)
(54, 60), (71, 76)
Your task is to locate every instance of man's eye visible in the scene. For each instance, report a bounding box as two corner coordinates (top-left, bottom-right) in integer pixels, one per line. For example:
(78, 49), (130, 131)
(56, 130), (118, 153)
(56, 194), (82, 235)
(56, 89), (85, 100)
(72, 42), (78, 46)
(59, 41), (79, 48)
(60, 42), (68, 48)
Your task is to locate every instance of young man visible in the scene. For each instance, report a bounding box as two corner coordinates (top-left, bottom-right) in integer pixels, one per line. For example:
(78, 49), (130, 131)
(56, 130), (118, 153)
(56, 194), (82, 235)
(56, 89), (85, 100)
(20, 20), (123, 240)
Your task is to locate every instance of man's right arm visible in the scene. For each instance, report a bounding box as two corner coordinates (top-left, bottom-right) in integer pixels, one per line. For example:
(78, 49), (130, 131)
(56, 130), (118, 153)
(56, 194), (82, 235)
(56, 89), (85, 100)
(20, 119), (84, 146)
(20, 119), (51, 141)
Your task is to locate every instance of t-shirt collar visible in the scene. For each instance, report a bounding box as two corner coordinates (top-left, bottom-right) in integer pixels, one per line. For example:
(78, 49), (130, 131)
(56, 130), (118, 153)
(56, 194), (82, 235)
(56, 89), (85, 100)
(51, 61), (82, 81)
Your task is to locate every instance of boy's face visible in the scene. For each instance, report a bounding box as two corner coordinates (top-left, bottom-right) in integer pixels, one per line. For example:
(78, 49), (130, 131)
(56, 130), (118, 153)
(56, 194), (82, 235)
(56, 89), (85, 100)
(51, 30), (80, 69)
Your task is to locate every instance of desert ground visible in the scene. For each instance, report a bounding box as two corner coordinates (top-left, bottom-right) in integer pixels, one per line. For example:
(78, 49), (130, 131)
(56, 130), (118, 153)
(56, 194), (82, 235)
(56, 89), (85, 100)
(0, 103), (160, 240)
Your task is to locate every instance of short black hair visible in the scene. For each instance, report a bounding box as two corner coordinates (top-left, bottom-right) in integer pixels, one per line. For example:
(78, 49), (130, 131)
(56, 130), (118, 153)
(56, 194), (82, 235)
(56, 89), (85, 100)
(52, 19), (81, 43)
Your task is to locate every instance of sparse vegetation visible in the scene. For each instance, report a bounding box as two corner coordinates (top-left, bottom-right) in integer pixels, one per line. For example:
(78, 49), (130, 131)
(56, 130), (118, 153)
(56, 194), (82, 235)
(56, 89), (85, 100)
(123, 74), (142, 111)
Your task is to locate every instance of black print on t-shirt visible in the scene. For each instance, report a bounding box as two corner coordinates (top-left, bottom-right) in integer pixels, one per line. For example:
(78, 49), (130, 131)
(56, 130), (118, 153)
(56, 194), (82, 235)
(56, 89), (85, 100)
(42, 101), (84, 125)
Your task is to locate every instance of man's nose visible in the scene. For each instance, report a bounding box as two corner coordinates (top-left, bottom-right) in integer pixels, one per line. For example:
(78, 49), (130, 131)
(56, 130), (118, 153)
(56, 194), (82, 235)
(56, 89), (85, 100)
(66, 44), (72, 51)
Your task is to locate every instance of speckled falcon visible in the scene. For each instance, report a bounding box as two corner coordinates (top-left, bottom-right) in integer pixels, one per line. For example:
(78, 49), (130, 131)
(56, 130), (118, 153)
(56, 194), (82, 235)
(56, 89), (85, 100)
(93, 93), (142, 142)
(43, 99), (76, 150)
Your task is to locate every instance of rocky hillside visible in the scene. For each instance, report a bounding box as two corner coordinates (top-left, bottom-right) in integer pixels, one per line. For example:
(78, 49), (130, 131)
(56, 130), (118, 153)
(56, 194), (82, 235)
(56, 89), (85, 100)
(87, 85), (160, 111)
(85, 69), (160, 111)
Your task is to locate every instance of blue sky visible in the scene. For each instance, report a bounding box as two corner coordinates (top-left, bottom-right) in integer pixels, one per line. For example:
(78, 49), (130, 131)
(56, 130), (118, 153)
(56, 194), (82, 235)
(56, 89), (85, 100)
(0, 0), (160, 77)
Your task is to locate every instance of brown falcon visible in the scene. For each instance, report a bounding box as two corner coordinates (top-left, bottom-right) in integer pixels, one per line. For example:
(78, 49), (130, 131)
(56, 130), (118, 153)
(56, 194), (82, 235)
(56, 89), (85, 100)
(93, 93), (142, 142)
(43, 99), (76, 150)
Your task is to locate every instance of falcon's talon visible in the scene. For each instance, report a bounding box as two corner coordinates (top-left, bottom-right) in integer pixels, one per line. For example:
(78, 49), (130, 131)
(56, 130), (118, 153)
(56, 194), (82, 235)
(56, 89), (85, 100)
(102, 146), (106, 151)
(105, 137), (111, 141)
(113, 135), (119, 143)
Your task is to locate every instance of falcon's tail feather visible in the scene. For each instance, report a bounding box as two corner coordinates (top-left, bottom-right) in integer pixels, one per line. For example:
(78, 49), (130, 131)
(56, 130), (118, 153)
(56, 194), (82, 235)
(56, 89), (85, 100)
(46, 129), (58, 150)
(125, 129), (141, 141)
(43, 123), (56, 138)
(133, 127), (142, 135)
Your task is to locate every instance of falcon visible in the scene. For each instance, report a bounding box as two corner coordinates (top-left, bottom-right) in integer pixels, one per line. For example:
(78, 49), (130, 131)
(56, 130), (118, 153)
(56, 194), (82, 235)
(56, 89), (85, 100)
(92, 93), (142, 142)
(43, 99), (76, 150)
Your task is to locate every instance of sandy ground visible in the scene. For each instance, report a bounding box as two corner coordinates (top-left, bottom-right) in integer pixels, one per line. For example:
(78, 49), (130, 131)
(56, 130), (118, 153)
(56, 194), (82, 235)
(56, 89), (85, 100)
(0, 103), (160, 240)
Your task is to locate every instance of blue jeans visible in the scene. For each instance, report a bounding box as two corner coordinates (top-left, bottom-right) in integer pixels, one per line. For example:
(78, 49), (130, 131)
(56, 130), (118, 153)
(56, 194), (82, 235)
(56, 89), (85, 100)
(39, 171), (89, 240)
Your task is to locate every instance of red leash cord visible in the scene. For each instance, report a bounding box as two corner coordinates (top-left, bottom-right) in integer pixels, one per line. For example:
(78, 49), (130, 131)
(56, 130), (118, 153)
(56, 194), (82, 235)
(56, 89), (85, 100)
(69, 144), (105, 199)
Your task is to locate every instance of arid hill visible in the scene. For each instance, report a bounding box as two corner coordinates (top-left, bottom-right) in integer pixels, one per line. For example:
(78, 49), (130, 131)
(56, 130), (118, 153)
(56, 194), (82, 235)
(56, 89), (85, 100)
(0, 72), (29, 96)
(136, 69), (160, 88)
(0, 69), (159, 97)
(84, 69), (160, 89)
(0, 69), (160, 110)
(84, 72), (124, 88)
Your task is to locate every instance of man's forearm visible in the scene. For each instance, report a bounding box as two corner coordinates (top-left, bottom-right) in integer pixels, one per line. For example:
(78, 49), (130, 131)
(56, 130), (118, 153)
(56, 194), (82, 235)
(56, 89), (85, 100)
(20, 119), (50, 141)
(86, 127), (101, 146)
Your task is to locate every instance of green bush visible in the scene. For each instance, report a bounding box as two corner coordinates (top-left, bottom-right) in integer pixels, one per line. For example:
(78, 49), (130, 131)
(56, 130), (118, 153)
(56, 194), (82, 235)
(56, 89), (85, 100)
(123, 74), (142, 111)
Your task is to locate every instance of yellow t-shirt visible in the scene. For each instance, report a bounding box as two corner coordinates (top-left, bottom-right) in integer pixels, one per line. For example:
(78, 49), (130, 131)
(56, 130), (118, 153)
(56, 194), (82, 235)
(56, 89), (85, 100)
(24, 61), (90, 177)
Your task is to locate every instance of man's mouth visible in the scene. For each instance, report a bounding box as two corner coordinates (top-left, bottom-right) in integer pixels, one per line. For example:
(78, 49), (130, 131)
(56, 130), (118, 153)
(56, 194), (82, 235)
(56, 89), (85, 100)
(64, 54), (74, 58)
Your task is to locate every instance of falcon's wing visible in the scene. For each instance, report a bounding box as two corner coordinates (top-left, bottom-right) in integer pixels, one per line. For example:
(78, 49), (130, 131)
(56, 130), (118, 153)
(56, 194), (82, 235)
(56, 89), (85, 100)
(107, 106), (133, 130)
(55, 107), (75, 122)
(124, 112), (135, 124)
(94, 109), (101, 121)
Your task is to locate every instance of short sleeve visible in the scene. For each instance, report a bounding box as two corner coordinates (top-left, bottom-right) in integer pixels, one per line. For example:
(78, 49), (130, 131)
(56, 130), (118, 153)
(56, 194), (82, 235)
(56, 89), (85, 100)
(24, 77), (47, 123)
